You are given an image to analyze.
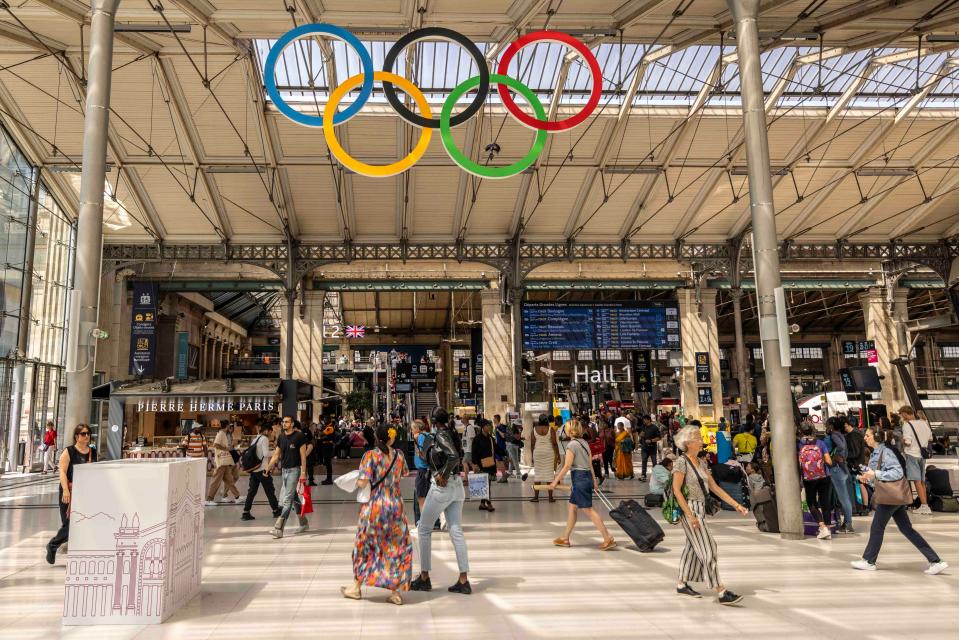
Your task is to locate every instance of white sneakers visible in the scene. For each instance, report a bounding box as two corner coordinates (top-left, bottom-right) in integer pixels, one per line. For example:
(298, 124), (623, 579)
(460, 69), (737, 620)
(915, 504), (933, 516)
(850, 559), (948, 574)
(203, 500), (217, 507)
(817, 526), (832, 540)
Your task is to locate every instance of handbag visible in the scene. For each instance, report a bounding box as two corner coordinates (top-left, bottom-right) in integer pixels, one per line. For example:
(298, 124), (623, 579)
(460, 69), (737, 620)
(684, 455), (721, 516)
(873, 449), (914, 506)
(480, 435), (495, 468)
(906, 422), (931, 459)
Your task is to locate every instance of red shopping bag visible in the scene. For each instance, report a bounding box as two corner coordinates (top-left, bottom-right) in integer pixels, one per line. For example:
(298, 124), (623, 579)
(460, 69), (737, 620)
(297, 477), (314, 516)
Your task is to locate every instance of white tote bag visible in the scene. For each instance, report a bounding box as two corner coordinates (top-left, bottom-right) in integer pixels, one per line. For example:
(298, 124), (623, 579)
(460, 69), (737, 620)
(334, 469), (371, 503)
(467, 472), (490, 501)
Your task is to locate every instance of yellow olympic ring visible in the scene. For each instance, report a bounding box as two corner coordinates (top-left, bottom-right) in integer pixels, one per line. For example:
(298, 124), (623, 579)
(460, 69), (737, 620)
(323, 71), (432, 177)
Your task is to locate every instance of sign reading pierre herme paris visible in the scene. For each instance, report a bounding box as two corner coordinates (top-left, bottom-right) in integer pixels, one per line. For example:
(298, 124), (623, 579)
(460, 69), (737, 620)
(135, 396), (277, 413)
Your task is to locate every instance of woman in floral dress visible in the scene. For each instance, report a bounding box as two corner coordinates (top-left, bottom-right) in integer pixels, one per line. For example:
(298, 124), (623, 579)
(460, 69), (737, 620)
(341, 424), (413, 605)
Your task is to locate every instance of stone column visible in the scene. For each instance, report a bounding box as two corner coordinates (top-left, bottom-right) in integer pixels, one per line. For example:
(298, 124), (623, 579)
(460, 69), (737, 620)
(279, 290), (324, 389)
(678, 288), (724, 421)
(859, 287), (909, 410)
(480, 288), (513, 418)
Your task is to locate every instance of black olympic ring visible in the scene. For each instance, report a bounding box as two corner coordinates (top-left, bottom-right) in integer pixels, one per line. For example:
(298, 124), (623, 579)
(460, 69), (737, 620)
(382, 27), (490, 129)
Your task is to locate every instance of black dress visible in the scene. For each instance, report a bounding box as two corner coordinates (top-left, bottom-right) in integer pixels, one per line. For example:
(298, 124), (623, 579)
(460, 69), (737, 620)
(471, 433), (498, 477)
(48, 445), (97, 551)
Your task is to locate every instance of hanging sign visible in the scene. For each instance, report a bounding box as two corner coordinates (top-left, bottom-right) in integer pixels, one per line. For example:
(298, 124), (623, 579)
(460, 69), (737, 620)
(695, 352), (711, 384)
(632, 350), (652, 392)
(175, 332), (190, 380)
(129, 282), (158, 376)
(698, 387), (714, 406)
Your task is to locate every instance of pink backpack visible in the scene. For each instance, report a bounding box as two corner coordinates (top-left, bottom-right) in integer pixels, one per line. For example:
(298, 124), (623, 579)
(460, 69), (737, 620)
(799, 441), (827, 481)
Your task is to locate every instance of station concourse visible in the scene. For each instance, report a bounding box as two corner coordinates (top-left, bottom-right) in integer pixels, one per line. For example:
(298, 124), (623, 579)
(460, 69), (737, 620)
(0, 1), (958, 638)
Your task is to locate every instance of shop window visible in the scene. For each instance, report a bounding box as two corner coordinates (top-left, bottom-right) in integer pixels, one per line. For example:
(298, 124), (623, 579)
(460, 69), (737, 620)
(551, 350), (570, 361)
(942, 345), (959, 359)
(599, 350), (622, 361)
(752, 347), (764, 360)
(577, 350), (594, 361)
(791, 346), (824, 360)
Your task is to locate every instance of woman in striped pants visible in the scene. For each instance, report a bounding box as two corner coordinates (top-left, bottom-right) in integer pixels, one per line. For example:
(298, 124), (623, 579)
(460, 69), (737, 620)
(671, 425), (750, 605)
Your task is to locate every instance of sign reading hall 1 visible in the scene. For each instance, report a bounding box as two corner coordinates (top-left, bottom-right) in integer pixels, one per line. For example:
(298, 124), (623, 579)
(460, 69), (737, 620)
(574, 365), (632, 384)
(135, 396), (277, 413)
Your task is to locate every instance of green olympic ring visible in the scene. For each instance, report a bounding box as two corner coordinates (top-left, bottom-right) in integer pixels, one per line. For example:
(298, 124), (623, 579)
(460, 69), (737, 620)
(440, 74), (548, 180)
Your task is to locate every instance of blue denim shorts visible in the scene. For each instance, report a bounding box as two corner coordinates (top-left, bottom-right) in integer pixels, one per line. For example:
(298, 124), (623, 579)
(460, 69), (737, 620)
(570, 469), (593, 508)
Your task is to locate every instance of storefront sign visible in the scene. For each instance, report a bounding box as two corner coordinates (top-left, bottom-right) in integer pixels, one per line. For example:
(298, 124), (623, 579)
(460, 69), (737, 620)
(695, 352), (711, 383)
(129, 282), (158, 376)
(175, 332), (189, 380)
(134, 396), (277, 413)
(632, 350), (652, 392)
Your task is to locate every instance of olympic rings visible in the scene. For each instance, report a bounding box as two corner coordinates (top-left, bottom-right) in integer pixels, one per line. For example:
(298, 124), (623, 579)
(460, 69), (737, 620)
(497, 31), (602, 132)
(382, 27), (489, 129)
(441, 74), (547, 179)
(264, 24), (601, 177)
(265, 23), (374, 127)
(324, 71), (433, 178)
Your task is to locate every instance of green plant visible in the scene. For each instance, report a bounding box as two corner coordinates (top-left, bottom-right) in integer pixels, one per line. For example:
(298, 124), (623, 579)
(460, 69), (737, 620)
(345, 387), (373, 417)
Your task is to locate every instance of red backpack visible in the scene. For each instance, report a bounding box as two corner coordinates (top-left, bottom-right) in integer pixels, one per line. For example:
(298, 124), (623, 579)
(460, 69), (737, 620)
(799, 440), (827, 481)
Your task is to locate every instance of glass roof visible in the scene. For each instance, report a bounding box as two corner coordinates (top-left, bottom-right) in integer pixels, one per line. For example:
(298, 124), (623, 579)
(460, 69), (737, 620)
(254, 38), (959, 114)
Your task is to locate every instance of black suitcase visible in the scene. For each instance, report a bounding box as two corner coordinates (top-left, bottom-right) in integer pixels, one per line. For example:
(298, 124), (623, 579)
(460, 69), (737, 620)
(644, 493), (664, 508)
(754, 499), (780, 533)
(597, 491), (664, 552)
(717, 480), (747, 511)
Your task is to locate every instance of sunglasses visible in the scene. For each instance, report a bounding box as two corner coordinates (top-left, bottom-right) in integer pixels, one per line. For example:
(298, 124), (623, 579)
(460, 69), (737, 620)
(78, 431), (91, 436)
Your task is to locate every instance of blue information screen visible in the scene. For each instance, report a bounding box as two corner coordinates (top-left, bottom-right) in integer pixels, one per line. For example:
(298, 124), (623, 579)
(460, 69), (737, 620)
(522, 302), (680, 350)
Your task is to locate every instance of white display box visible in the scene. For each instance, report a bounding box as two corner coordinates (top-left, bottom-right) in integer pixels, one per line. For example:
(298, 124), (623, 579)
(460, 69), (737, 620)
(62, 457), (205, 625)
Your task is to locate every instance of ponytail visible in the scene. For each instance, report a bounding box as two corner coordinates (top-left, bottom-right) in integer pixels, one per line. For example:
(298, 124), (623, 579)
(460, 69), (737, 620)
(375, 424), (392, 455)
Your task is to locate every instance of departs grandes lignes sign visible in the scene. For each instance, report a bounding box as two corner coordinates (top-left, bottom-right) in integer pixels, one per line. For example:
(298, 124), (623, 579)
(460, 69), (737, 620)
(265, 25), (601, 178)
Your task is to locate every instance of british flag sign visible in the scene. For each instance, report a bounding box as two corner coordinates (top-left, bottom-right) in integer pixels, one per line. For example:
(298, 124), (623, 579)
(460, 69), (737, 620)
(345, 325), (366, 338)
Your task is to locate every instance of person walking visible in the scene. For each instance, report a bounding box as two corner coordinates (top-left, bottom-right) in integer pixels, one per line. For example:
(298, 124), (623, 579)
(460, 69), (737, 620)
(672, 425), (749, 605)
(411, 419), (432, 525)
(410, 408), (471, 595)
(600, 419), (615, 479)
(241, 422), (281, 521)
(471, 419), (498, 512)
(549, 419), (615, 550)
(300, 422), (317, 487)
(265, 416), (309, 539)
(898, 406), (934, 515)
(530, 413), (559, 503)
(341, 425), (413, 605)
(851, 428), (947, 574)
(40, 421), (58, 474)
(798, 423), (834, 540)
(614, 417), (635, 480)
(824, 420), (855, 533)
(46, 424), (97, 564)
(319, 421), (336, 485)
(206, 423), (240, 506)
(494, 415), (511, 482)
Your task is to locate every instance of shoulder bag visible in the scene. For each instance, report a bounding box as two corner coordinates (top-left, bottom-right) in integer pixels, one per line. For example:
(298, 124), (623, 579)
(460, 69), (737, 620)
(358, 449), (399, 504)
(480, 435), (496, 469)
(684, 455), (721, 516)
(906, 422), (931, 459)
(873, 448), (914, 506)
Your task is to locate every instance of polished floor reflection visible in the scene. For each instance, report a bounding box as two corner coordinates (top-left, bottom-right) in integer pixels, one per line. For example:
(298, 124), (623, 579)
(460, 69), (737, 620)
(1, 463), (957, 639)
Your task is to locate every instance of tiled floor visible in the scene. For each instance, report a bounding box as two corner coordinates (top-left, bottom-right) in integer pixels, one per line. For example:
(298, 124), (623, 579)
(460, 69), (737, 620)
(2, 460), (958, 640)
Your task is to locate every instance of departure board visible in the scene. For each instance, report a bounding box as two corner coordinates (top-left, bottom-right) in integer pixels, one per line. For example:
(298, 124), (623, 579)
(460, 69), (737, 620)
(522, 302), (680, 350)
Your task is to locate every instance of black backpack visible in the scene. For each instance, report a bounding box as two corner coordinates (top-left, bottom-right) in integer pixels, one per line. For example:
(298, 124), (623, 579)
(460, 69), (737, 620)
(240, 435), (264, 472)
(846, 429), (864, 462)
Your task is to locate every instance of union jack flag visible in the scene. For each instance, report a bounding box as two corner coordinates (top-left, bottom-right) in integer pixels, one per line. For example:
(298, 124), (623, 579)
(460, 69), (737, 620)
(345, 325), (366, 338)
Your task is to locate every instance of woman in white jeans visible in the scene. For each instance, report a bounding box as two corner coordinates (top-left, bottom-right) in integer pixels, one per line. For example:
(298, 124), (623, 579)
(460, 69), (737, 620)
(672, 425), (749, 606)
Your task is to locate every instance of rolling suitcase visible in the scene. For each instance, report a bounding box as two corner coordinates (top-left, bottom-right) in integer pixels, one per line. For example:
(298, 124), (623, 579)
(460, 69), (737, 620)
(644, 493), (664, 508)
(718, 480), (747, 511)
(929, 495), (959, 512)
(749, 485), (780, 533)
(597, 490), (664, 552)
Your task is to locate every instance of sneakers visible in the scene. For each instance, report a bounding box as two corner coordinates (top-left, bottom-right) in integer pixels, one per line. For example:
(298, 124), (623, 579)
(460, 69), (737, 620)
(817, 526), (832, 540)
(718, 590), (743, 606)
(321, 479), (334, 485)
(676, 583), (701, 598)
(916, 504), (933, 516)
(924, 561), (948, 575)
(839, 524), (856, 534)
(409, 575), (432, 592)
(240, 512), (255, 521)
(293, 516), (309, 534)
(448, 579), (472, 595)
(204, 500), (218, 507)
(272, 508), (282, 518)
(850, 559), (877, 571)
(272, 516), (286, 539)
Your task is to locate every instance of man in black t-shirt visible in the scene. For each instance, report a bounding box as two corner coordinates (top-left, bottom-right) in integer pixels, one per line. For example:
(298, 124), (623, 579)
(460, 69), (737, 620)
(639, 415), (661, 482)
(265, 416), (309, 538)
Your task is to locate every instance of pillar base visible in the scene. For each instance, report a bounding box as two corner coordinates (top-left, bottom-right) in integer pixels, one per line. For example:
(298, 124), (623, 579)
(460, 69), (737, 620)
(779, 532), (805, 541)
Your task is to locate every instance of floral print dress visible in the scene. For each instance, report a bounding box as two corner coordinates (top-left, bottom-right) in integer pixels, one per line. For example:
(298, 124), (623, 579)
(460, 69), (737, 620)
(353, 448), (413, 591)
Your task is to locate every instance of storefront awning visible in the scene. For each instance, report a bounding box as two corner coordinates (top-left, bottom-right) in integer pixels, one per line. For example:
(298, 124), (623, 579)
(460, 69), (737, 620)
(111, 378), (280, 397)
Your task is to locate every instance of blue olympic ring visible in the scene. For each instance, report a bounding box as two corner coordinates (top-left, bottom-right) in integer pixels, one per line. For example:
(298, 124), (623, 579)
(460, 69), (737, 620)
(263, 23), (374, 127)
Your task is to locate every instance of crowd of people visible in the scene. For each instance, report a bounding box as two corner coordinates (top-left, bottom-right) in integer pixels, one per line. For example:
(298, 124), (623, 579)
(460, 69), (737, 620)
(44, 401), (952, 607)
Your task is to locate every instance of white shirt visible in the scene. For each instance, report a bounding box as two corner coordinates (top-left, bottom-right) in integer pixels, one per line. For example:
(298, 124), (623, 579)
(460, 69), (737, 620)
(463, 423), (476, 451)
(902, 419), (932, 458)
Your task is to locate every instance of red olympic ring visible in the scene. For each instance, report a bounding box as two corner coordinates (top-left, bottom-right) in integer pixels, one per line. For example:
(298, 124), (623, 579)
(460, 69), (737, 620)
(496, 30), (602, 132)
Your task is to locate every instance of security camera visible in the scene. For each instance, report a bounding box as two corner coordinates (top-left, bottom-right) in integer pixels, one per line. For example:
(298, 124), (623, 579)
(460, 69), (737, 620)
(540, 367), (556, 376)
(533, 353), (551, 362)
(790, 323), (801, 334)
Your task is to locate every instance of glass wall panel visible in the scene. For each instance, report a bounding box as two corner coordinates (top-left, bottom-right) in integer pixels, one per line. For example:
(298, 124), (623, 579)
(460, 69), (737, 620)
(28, 187), (74, 366)
(0, 127), (34, 355)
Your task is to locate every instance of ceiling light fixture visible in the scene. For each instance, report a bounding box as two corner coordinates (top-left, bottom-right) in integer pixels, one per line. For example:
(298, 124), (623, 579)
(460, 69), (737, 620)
(49, 164), (115, 173)
(924, 35), (959, 43)
(604, 166), (662, 175)
(114, 24), (192, 33)
(855, 167), (915, 177)
(205, 166), (263, 174)
(729, 166), (789, 176)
